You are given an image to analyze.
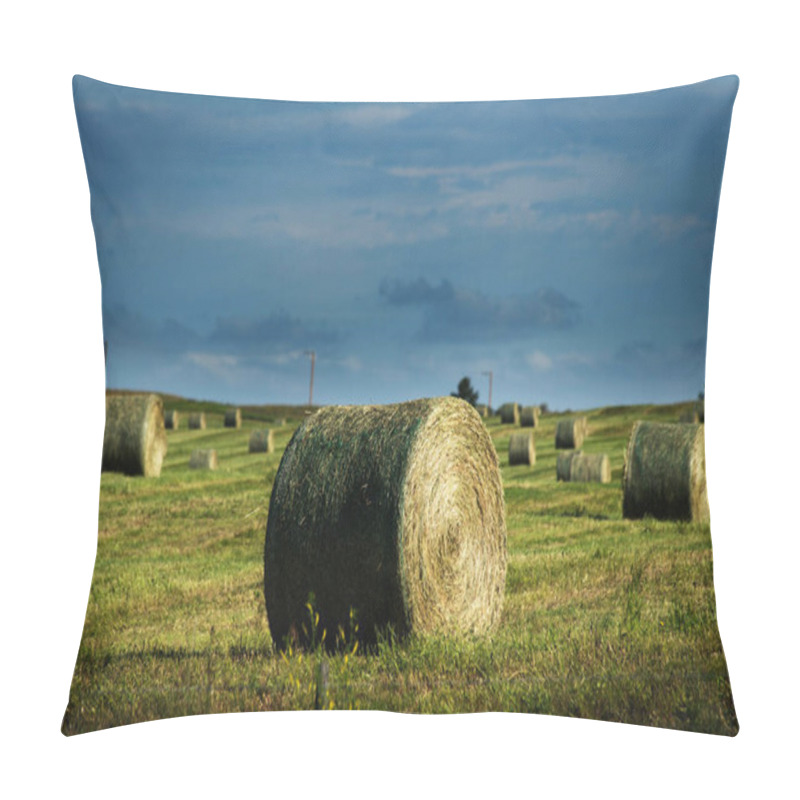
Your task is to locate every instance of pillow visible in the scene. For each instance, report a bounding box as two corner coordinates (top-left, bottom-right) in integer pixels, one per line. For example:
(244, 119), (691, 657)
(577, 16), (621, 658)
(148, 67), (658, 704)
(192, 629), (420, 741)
(64, 75), (738, 735)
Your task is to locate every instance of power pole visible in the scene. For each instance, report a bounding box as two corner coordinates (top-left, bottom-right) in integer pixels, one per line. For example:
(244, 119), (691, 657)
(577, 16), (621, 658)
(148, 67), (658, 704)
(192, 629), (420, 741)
(304, 350), (316, 406)
(481, 370), (493, 412)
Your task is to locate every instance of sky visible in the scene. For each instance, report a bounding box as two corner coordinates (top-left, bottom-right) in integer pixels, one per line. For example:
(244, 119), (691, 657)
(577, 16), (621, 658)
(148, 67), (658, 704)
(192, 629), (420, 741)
(74, 75), (737, 410)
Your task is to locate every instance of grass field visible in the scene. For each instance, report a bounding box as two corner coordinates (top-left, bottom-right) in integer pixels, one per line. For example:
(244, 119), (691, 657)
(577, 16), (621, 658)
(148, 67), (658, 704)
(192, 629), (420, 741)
(62, 399), (737, 735)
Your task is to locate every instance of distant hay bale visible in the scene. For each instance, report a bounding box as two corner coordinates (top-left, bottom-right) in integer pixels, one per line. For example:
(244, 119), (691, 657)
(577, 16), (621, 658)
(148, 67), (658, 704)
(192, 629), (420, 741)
(555, 417), (586, 449)
(264, 396), (507, 647)
(475, 404), (489, 418)
(623, 421), (709, 522)
(568, 452), (611, 483)
(188, 412), (206, 430)
(679, 408), (700, 423)
(164, 410), (179, 430)
(499, 402), (520, 425)
(102, 393), (167, 478)
(249, 429), (275, 454)
(519, 406), (540, 428)
(224, 408), (242, 428)
(508, 432), (535, 465)
(189, 449), (218, 470)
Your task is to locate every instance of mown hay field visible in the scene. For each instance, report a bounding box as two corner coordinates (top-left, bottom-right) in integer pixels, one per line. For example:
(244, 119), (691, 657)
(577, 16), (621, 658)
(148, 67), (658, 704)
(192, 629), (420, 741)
(62, 401), (736, 735)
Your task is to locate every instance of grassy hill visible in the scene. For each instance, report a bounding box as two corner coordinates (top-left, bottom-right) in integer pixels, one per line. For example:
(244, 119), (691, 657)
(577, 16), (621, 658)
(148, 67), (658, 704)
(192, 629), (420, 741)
(62, 398), (737, 735)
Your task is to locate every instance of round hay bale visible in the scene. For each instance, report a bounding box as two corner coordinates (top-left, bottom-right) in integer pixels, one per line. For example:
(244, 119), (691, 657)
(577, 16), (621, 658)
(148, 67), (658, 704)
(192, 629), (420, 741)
(188, 412), (206, 430)
(519, 406), (540, 428)
(556, 450), (577, 481)
(264, 396), (507, 647)
(499, 402), (520, 425)
(164, 410), (179, 430)
(224, 408), (242, 428)
(569, 452), (611, 483)
(249, 429), (275, 454)
(623, 421), (708, 521)
(508, 432), (535, 465)
(555, 417), (586, 449)
(102, 393), (167, 478)
(189, 449), (218, 470)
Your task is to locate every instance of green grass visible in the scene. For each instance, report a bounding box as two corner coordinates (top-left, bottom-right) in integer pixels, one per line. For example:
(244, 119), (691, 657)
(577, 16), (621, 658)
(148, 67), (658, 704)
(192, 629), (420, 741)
(62, 400), (737, 735)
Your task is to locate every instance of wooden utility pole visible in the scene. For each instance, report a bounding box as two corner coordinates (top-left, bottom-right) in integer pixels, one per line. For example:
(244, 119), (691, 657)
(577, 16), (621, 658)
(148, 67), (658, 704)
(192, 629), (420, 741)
(481, 370), (493, 412)
(304, 350), (316, 406)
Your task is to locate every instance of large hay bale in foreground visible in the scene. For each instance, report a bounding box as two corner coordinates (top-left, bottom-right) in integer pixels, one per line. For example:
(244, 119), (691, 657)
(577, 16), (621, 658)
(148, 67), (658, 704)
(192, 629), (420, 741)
(499, 402), (520, 425)
(188, 412), (206, 430)
(556, 451), (577, 481)
(102, 394), (167, 478)
(164, 410), (179, 430)
(249, 429), (275, 454)
(555, 417), (586, 449)
(264, 397), (507, 647)
(623, 422), (708, 522)
(508, 432), (535, 465)
(568, 452), (611, 483)
(189, 449), (218, 470)
(224, 408), (242, 428)
(519, 406), (540, 428)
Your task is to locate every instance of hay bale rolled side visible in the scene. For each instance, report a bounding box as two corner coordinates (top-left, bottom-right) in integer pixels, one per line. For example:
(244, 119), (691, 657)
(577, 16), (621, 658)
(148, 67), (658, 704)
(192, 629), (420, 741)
(264, 397), (507, 647)
(188, 412), (206, 430)
(224, 408), (242, 428)
(622, 421), (708, 521)
(569, 452), (611, 483)
(499, 402), (520, 425)
(189, 449), (218, 470)
(164, 410), (179, 430)
(508, 432), (535, 466)
(555, 417), (586, 449)
(556, 451), (577, 481)
(102, 393), (167, 478)
(249, 429), (275, 454)
(519, 406), (540, 428)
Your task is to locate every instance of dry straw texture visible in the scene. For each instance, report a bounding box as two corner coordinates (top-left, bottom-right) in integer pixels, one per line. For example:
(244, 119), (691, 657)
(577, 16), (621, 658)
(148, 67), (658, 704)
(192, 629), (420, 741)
(249, 429), (275, 454)
(499, 402), (520, 425)
(555, 417), (586, 449)
(188, 413), (206, 430)
(224, 408), (242, 428)
(164, 410), (179, 430)
(568, 452), (611, 483)
(189, 449), (218, 470)
(264, 396), (507, 647)
(520, 406), (540, 428)
(623, 421), (709, 522)
(556, 451), (576, 481)
(508, 432), (535, 465)
(102, 394), (167, 478)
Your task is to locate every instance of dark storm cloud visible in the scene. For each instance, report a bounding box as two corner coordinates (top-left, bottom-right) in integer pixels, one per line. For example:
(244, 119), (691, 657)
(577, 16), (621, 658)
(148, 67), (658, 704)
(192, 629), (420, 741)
(103, 305), (338, 357)
(103, 305), (200, 352)
(379, 277), (456, 305)
(379, 277), (580, 341)
(209, 312), (339, 352)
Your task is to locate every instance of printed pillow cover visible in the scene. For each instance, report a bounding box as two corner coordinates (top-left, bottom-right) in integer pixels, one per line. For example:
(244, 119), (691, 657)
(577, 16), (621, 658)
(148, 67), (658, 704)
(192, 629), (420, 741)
(64, 75), (738, 735)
